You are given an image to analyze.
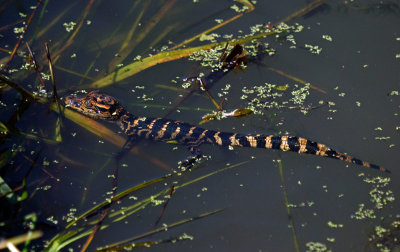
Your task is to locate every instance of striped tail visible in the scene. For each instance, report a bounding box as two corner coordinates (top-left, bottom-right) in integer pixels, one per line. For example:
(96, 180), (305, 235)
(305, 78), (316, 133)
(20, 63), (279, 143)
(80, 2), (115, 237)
(211, 132), (389, 173)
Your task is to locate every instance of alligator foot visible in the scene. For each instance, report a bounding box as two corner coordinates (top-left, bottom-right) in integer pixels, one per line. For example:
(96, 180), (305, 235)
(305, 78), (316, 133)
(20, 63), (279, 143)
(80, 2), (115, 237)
(178, 154), (204, 170)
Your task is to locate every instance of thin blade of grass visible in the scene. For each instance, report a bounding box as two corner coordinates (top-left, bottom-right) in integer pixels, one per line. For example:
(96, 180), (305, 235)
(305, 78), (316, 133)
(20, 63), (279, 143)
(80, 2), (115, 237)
(50, 160), (248, 249)
(80, 207), (109, 252)
(71, 161), (247, 232)
(47, 198), (148, 250)
(34, 2), (75, 39)
(147, 24), (178, 50)
(54, 117), (62, 142)
(0, 75), (42, 102)
(81, 136), (126, 251)
(65, 172), (175, 229)
(95, 208), (225, 251)
(267, 67), (327, 94)
(154, 184), (175, 226)
(46, 224), (111, 252)
(2, 0), (43, 72)
(118, 1), (150, 52)
(110, 194), (155, 222)
(278, 0), (327, 24)
(0, 175), (15, 201)
(29, 0), (50, 45)
(44, 42), (65, 145)
(45, 42), (59, 100)
(90, 30), (278, 88)
(25, 42), (46, 88)
(65, 0), (95, 46)
(0, 19), (24, 32)
(108, 0), (177, 72)
(50, 189), (160, 249)
(22, 132), (63, 145)
(170, 0), (254, 50)
(95, 239), (161, 250)
(52, 0), (96, 64)
(78, 1), (144, 85)
(49, 208), (223, 251)
(0, 231), (43, 250)
(154, 84), (205, 97)
(277, 159), (300, 252)
(177, 161), (248, 189)
(131, 101), (213, 112)
(110, 161), (249, 223)
(54, 65), (96, 81)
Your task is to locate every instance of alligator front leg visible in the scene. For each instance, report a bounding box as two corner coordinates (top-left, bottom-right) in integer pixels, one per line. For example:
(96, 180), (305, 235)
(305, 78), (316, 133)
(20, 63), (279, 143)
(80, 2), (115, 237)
(115, 135), (139, 160)
(178, 145), (204, 170)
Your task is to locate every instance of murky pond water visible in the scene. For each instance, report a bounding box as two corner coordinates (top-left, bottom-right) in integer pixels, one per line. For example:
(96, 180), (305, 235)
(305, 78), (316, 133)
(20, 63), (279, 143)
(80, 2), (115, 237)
(1, 0), (399, 251)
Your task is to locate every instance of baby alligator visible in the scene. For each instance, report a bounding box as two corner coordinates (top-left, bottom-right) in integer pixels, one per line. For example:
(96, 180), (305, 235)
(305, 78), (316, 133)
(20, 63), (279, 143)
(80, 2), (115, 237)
(64, 90), (389, 173)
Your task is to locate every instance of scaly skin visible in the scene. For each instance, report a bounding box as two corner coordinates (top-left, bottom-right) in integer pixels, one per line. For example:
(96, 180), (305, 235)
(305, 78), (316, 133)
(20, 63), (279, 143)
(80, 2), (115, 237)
(64, 90), (389, 173)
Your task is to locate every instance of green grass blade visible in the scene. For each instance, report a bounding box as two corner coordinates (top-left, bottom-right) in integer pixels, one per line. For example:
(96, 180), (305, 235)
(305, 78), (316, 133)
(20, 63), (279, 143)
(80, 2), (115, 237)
(95, 208), (225, 251)
(65, 173), (175, 228)
(89, 30), (278, 88)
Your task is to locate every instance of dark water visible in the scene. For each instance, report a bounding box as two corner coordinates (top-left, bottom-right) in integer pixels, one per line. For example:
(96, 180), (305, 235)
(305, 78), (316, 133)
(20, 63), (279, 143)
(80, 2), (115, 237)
(1, 0), (399, 251)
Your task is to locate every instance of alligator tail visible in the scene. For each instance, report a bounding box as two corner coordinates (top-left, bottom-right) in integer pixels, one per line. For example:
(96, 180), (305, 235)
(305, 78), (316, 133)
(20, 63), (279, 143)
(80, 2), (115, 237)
(210, 132), (389, 173)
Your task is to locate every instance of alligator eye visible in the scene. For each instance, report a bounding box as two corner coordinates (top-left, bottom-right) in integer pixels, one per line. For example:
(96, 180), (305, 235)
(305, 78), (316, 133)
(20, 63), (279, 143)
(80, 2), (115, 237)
(97, 106), (109, 112)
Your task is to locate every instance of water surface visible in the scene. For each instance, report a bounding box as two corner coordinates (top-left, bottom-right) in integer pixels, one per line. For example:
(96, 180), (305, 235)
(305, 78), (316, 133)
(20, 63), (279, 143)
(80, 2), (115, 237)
(0, 0), (399, 251)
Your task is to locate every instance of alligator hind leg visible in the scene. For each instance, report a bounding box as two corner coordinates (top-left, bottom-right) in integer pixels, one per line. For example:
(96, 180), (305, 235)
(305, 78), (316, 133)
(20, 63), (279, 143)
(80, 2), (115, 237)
(178, 145), (204, 170)
(115, 135), (138, 160)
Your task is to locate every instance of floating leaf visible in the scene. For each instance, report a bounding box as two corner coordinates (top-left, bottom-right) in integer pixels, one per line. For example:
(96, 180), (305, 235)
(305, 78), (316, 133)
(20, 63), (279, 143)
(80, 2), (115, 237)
(200, 108), (253, 124)
(273, 85), (289, 91)
(0, 121), (8, 135)
(201, 113), (218, 122)
(17, 190), (28, 201)
(223, 108), (253, 118)
(17, 179), (28, 202)
(0, 175), (14, 201)
(54, 117), (62, 142)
